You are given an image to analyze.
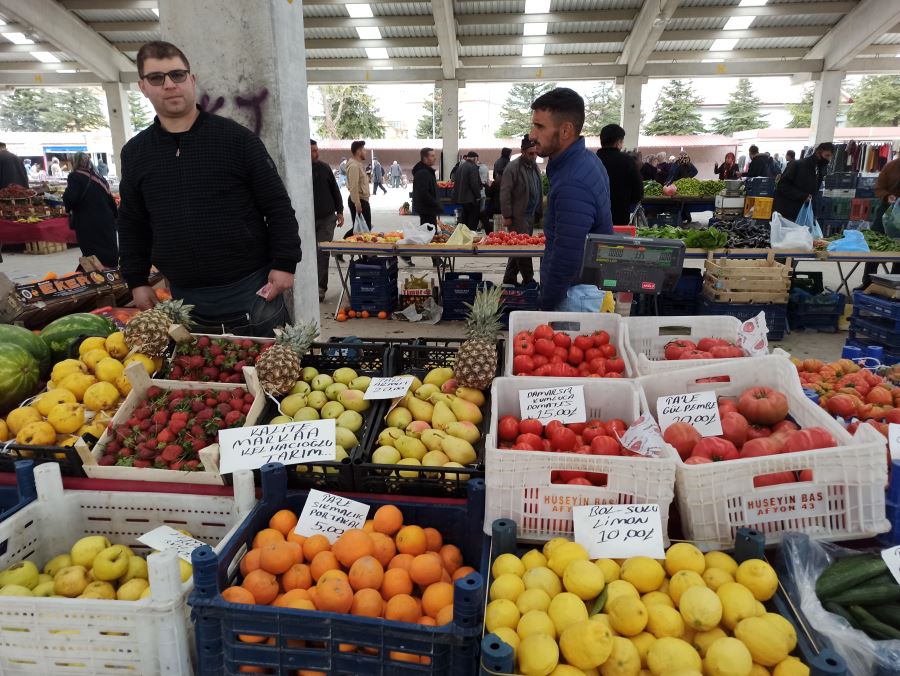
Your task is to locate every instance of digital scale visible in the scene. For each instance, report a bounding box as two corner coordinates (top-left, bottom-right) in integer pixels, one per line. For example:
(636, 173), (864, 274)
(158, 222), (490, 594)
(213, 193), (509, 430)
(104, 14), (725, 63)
(579, 234), (686, 295)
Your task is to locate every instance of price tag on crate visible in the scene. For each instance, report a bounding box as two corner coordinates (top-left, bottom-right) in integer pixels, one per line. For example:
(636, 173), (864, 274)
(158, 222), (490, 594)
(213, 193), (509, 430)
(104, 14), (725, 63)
(737, 312), (769, 357)
(889, 423), (900, 462)
(617, 415), (666, 458)
(295, 490), (370, 543)
(656, 391), (722, 436)
(364, 375), (415, 400)
(217, 420), (337, 474)
(519, 385), (586, 424)
(138, 525), (206, 564)
(881, 545), (900, 586)
(573, 504), (664, 559)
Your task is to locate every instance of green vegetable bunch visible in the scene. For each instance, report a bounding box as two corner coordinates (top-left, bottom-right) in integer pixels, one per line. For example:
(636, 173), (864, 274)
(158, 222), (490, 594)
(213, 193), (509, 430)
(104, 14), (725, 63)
(825, 229), (900, 251)
(673, 178), (725, 197)
(636, 225), (728, 249)
(643, 181), (663, 197)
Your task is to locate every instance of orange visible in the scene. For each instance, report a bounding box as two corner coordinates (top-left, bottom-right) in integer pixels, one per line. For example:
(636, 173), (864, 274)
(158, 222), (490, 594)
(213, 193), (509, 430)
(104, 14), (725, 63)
(282, 563), (313, 591)
(273, 589), (314, 609)
(351, 587), (384, 618)
(409, 553), (443, 587)
(332, 529), (374, 568)
(348, 555), (385, 591)
(259, 541), (296, 575)
(309, 551), (340, 581)
(373, 505), (403, 535)
(222, 585), (256, 605)
(423, 528), (443, 552)
(306, 586), (318, 607)
(396, 525), (427, 556)
(370, 532), (397, 567)
(378, 311), (388, 320)
(390, 652), (420, 664)
(388, 553), (414, 572)
(419, 616), (436, 626)
(381, 568), (413, 600)
(348, 310), (357, 318)
(336, 313), (347, 322)
(315, 576), (354, 614)
(302, 534), (331, 561)
(385, 593), (420, 623)
(452, 566), (475, 582)
(318, 569), (349, 585)
(440, 544), (463, 574)
(363, 520), (375, 533)
(435, 604), (454, 626)
(240, 549), (262, 577)
(422, 581), (454, 618)
(285, 541), (303, 565)
(269, 509), (299, 536)
(242, 569), (279, 606)
(253, 528), (285, 548)
(441, 569), (451, 583)
(287, 531), (306, 547)
(339, 643), (356, 653)
(361, 311), (370, 319)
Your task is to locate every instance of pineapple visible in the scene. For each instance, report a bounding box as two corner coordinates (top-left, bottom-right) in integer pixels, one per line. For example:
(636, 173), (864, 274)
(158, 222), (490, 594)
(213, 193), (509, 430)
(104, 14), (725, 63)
(124, 299), (194, 357)
(256, 321), (320, 395)
(455, 285), (503, 390)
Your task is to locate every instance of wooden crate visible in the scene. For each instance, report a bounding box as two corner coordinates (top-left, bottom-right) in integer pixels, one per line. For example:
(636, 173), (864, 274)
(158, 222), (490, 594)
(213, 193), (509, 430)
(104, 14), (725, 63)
(703, 254), (790, 303)
(23, 241), (68, 255)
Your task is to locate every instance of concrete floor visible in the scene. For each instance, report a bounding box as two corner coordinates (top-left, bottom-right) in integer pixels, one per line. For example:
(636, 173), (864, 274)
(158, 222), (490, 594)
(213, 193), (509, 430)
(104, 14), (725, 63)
(0, 184), (861, 361)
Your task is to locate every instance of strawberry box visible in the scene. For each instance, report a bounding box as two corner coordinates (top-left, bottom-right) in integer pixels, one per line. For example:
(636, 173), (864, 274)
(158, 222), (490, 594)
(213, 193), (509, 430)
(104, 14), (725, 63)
(162, 333), (272, 384)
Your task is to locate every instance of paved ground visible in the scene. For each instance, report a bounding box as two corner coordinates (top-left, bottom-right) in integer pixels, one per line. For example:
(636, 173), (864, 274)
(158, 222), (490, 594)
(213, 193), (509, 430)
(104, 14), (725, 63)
(0, 184), (857, 361)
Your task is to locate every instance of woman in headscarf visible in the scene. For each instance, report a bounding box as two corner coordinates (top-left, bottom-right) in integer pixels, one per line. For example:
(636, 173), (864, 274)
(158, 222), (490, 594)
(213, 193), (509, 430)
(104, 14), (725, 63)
(714, 152), (740, 180)
(63, 152), (119, 267)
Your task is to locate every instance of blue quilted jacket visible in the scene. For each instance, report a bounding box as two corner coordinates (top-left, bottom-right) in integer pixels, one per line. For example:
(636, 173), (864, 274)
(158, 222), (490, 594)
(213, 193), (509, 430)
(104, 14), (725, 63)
(540, 137), (613, 310)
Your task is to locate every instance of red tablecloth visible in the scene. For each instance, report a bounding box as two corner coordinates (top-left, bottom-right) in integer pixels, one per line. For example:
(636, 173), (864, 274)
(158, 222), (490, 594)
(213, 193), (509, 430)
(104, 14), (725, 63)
(0, 217), (77, 244)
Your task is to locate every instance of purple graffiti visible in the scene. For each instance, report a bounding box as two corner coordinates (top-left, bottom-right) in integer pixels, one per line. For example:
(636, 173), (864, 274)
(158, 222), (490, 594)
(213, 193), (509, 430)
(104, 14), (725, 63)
(199, 92), (226, 115)
(235, 88), (270, 136)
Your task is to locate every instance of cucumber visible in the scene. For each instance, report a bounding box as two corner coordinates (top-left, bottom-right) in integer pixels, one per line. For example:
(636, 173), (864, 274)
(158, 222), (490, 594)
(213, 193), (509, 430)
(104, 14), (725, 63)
(867, 604), (900, 630)
(848, 605), (900, 641)
(824, 601), (862, 630)
(829, 584), (900, 606)
(815, 555), (887, 601)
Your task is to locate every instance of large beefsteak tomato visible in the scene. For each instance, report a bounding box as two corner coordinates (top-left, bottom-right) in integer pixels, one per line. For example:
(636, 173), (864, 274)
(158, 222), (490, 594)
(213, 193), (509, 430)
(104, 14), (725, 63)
(737, 387), (789, 425)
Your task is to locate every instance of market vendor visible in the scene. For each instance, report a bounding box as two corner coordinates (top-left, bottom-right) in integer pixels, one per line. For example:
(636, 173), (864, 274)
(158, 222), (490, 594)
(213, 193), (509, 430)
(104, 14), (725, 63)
(117, 41), (301, 337)
(528, 87), (612, 311)
(861, 157), (900, 286)
(773, 142), (834, 222)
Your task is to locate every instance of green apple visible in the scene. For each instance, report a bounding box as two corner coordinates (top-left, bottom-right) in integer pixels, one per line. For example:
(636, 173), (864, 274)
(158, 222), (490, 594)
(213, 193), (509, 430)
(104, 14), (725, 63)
(349, 376), (371, 392)
(372, 446), (401, 464)
(336, 410), (363, 433)
(289, 380), (311, 396)
(32, 580), (55, 597)
(280, 393), (308, 418)
(311, 374), (334, 392)
(0, 561), (39, 589)
(80, 581), (115, 599)
(92, 545), (131, 581)
(70, 535), (111, 568)
(43, 554), (72, 578)
(301, 367), (319, 383)
(293, 407), (320, 421)
(116, 578), (150, 601)
(0, 584), (33, 596)
(321, 401), (345, 420)
(306, 391), (328, 410)
(118, 556), (149, 584)
(325, 383), (348, 401)
(333, 367), (358, 385)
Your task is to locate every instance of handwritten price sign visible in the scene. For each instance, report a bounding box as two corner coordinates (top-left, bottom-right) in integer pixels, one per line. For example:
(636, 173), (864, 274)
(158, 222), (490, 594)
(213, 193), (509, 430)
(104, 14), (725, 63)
(295, 490), (370, 543)
(656, 390), (722, 437)
(364, 376), (415, 400)
(218, 420), (337, 474)
(519, 386), (587, 424)
(882, 545), (900, 586)
(573, 504), (665, 559)
(138, 525), (206, 563)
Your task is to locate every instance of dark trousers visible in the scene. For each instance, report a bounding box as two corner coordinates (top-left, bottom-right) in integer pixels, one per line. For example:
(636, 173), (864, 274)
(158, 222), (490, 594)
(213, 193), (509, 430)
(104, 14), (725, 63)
(315, 213), (337, 293)
(461, 202), (480, 230)
(502, 215), (535, 284)
(373, 180), (387, 194)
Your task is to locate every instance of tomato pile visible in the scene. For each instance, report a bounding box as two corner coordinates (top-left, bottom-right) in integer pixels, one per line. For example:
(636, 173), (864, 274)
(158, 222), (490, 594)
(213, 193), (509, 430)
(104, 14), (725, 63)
(480, 231), (546, 246)
(512, 325), (626, 378)
(663, 386), (838, 486)
(663, 338), (746, 360)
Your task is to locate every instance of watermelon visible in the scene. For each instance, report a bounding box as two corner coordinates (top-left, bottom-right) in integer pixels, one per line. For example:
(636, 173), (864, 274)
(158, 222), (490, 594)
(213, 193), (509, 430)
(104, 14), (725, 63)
(0, 344), (40, 414)
(0, 324), (51, 378)
(39, 313), (116, 363)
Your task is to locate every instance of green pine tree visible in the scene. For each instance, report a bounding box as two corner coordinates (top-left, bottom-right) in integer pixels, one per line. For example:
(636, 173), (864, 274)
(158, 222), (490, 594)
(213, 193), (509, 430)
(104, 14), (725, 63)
(710, 79), (768, 135)
(644, 80), (705, 135)
(42, 88), (107, 132)
(316, 85), (385, 139)
(847, 75), (900, 127)
(128, 91), (152, 131)
(496, 82), (556, 138)
(583, 82), (623, 136)
(786, 85), (814, 129)
(0, 89), (53, 131)
(415, 88), (464, 139)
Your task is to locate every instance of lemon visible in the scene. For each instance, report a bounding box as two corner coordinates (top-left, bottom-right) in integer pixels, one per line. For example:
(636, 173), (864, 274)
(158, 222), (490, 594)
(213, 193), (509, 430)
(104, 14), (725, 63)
(599, 635), (641, 676)
(518, 588), (552, 615)
(47, 402), (85, 435)
(491, 573), (526, 602)
(517, 610), (557, 640)
(760, 613), (797, 653)
(58, 372), (98, 402)
(735, 560), (778, 602)
(94, 357), (125, 384)
(749, 665), (771, 676)
(629, 632), (655, 668)
(518, 633), (559, 676)
(124, 353), (155, 375)
(548, 592), (589, 635)
(6, 406), (42, 435)
(543, 537), (570, 558)
(548, 541), (589, 577)
(717, 582), (762, 630)
(560, 619), (614, 670)
(522, 549), (548, 570)
(105, 332), (129, 359)
(34, 389), (76, 416)
(83, 381), (120, 412)
(664, 543), (705, 576)
(550, 666), (586, 676)
(114, 374), (132, 397)
(523, 567), (563, 598)
(641, 591), (674, 609)
(772, 657), (809, 676)
(485, 598), (520, 633)
(78, 336), (107, 356)
(668, 570), (706, 607)
(0, 420), (7, 442)
(702, 567), (734, 591)
(704, 637), (753, 676)
(621, 557), (665, 593)
(733, 617), (791, 667)
(591, 613), (616, 635)
(607, 596), (649, 637)
(16, 420), (56, 446)
(493, 553), (526, 578)
(691, 627), (727, 657)
(679, 586), (723, 631)
(51, 359), (87, 384)
(664, 671), (702, 676)
(646, 637), (701, 676)
(646, 604), (684, 639)
(704, 551), (738, 576)
(605, 580), (641, 609)
(595, 558), (620, 582)
(563, 559), (605, 600)
(78, 420), (106, 439)
(82, 348), (111, 372)
(680, 624), (696, 646)
(491, 625), (519, 658)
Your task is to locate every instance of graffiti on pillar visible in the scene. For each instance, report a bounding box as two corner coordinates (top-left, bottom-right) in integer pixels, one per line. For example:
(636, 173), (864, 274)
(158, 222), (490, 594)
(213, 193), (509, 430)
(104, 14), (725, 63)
(198, 87), (270, 136)
(199, 92), (226, 115)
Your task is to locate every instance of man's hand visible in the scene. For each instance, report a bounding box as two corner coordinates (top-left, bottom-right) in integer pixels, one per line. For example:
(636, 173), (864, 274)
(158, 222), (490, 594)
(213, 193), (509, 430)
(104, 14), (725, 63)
(336, 212), (345, 227)
(131, 286), (158, 310)
(266, 270), (294, 301)
(503, 217), (513, 227)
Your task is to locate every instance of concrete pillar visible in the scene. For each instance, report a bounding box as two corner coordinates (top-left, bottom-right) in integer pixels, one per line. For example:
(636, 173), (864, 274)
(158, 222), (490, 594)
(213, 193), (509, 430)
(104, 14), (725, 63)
(620, 76), (644, 150)
(159, 0), (318, 325)
(441, 79), (459, 180)
(101, 82), (132, 177)
(809, 70), (843, 147)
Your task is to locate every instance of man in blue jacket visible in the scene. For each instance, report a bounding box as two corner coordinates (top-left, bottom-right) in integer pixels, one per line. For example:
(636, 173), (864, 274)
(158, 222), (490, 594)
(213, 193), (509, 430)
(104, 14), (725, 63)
(529, 88), (612, 311)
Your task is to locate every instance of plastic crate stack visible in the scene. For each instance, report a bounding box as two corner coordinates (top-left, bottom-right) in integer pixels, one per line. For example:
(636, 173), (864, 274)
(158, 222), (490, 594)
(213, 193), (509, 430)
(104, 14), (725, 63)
(816, 172), (881, 237)
(441, 271), (493, 321)
(499, 281), (540, 326)
(632, 267), (703, 316)
(788, 271), (845, 333)
(880, 460), (900, 546)
(349, 256), (398, 313)
(847, 291), (900, 365)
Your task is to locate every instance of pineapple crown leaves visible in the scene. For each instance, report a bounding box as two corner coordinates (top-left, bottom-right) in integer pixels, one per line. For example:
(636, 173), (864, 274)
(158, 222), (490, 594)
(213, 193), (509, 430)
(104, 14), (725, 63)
(155, 299), (195, 328)
(463, 285), (504, 340)
(273, 320), (320, 357)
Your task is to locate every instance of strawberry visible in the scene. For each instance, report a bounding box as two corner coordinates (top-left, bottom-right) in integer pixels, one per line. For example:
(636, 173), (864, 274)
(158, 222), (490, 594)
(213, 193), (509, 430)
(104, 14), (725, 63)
(241, 402), (253, 414)
(218, 373), (231, 383)
(167, 398), (183, 412)
(191, 399), (206, 413)
(169, 460), (185, 471)
(161, 445), (183, 462)
(191, 424), (206, 438)
(243, 393), (255, 404)
(138, 420), (151, 431)
(169, 419), (187, 434)
(98, 455), (116, 466)
(118, 447), (133, 457)
(189, 355), (205, 369)
(126, 417), (140, 428)
(169, 366), (184, 379)
(106, 440), (121, 454)
(216, 402), (232, 416)
(138, 447), (156, 460)
(196, 408), (214, 422)
(197, 336), (211, 349)
(193, 440), (207, 452)
(225, 410), (243, 426)
(183, 460), (201, 471)
(152, 410), (169, 426)
(217, 391), (232, 404)
(201, 367), (219, 381)
(146, 386), (163, 399)
(226, 373), (242, 383)
(157, 428), (175, 444)
(171, 411), (190, 423)
(209, 345), (223, 356)
(232, 360), (247, 373)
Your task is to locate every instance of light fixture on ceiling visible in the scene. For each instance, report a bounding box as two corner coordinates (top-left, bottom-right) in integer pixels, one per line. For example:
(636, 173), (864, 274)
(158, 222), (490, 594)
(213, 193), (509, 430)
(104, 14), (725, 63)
(151, 8), (159, 16)
(31, 51), (59, 63)
(356, 26), (381, 40)
(56, 69), (77, 73)
(709, 38), (738, 51)
(4, 32), (34, 45)
(738, 0), (768, 6)
(525, 0), (551, 15)
(347, 4), (374, 19)
(524, 22), (548, 36)
(724, 16), (755, 30)
(522, 43), (545, 58)
(365, 47), (389, 60)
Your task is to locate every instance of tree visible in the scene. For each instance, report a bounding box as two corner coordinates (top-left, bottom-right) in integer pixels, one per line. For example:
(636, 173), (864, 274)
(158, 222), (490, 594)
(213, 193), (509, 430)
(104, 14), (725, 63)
(644, 80), (705, 135)
(0, 89), (53, 131)
(128, 91), (152, 131)
(583, 82), (622, 136)
(496, 82), (556, 138)
(316, 85), (385, 139)
(710, 78), (768, 135)
(846, 75), (900, 127)
(42, 88), (107, 132)
(786, 85), (814, 129)
(415, 88), (465, 139)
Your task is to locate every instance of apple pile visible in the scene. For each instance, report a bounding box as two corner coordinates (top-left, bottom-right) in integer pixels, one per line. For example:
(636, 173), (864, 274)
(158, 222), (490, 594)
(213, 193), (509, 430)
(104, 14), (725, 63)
(480, 231), (546, 246)
(97, 386), (254, 470)
(663, 386), (838, 487)
(512, 325), (626, 378)
(165, 335), (269, 383)
(663, 338), (746, 361)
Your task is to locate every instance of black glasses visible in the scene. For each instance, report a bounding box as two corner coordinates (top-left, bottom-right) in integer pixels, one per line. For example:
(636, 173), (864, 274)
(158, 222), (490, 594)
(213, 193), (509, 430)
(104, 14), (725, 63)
(141, 69), (190, 86)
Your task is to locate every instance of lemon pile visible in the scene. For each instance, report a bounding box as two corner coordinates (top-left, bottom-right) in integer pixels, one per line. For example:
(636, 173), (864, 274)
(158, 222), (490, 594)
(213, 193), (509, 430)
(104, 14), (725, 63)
(0, 333), (160, 450)
(484, 540), (808, 676)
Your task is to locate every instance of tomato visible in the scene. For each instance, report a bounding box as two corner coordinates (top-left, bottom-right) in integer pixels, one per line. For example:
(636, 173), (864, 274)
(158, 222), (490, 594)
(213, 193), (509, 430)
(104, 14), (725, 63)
(753, 472), (796, 488)
(590, 435), (621, 456)
(664, 339), (696, 360)
(584, 348), (601, 362)
(553, 333), (572, 349)
(553, 346), (569, 360)
(772, 420), (799, 433)
(533, 364), (552, 377)
(567, 477), (592, 486)
(737, 387), (789, 425)
(532, 354), (549, 368)
(866, 386), (893, 406)
(567, 422), (587, 435)
(679, 350), (714, 360)
(582, 421), (607, 444)
(592, 330), (610, 347)
(663, 422), (701, 460)
(518, 418), (543, 437)
(718, 397), (739, 417)
(587, 472), (608, 486)
(604, 419), (628, 438)
(513, 354), (535, 375)
(533, 324), (554, 341)
(600, 344), (618, 358)
(684, 456), (712, 465)
(885, 408), (900, 424)
(710, 345), (745, 359)
(497, 416), (519, 442)
(515, 433), (544, 450)
(697, 337), (730, 352)
(745, 424), (772, 441)
(587, 358), (606, 374)
(782, 427), (836, 453)
(720, 412), (749, 448)
(550, 427), (577, 452)
(691, 437), (739, 462)
(826, 394), (859, 419)
(606, 358), (625, 374)
(535, 338), (555, 357)
(514, 331), (531, 344)
(567, 346), (584, 366)
(545, 420), (564, 437)
(739, 437), (780, 458)
(573, 335), (593, 351)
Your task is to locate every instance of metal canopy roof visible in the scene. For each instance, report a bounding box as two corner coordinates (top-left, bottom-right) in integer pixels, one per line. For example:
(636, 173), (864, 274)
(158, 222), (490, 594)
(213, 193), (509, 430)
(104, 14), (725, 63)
(0, 0), (898, 86)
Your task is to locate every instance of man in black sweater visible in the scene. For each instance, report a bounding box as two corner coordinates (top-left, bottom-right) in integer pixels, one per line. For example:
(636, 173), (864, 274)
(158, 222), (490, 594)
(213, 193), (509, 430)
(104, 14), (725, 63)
(310, 139), (343, 302)
(117, 41), (301, 336)
(0, 142), (28, 189)
(596, 124), (643, 225)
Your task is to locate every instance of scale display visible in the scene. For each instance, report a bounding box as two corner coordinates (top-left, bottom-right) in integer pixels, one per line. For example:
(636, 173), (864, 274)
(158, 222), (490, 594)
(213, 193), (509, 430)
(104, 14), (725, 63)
(594, 244), (679, 267)
(580, 235), (685, 295)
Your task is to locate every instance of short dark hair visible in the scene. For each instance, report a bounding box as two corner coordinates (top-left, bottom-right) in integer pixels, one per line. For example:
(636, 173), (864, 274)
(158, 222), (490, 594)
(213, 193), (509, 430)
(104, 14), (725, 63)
(465, 151), (479, 158)
(521, 134), (537, 150)
(137, 41), (190, 78)
(310, 139), (317, 146)
(501, 147), (512, 158)
(786, 150), (796, 159)
(531, 87), (585, 135)
(420, 147), (434, 160)
(748, 145), (759, 155)
(816, 142), (835, 153)
(351, 140), (366, 155)
(600, 124), (625, 147)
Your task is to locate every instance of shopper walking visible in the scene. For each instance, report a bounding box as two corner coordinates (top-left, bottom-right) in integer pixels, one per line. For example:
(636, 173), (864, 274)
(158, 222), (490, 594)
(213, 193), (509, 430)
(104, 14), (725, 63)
(500, 136), (543, 286)
(117, 41), (301, 336)
(63, 152), (118, 267)
(389, 160), (401, 188)
(596, 124), (643, 226)
(310, 139), (344, 303)
(452, 151), (483, 230)
(371, 160), (387, 195)
(410, 147), (443, 268)
(861, 157), (900, 286)
(529, 87), (612, 311)
(0, 142), (28, 189)
(744, 145), (777, 179)
(96, 158), (109, 178)
(493, 148), (512, 183)
(640, 155), (658, 181)
(773, 142), (834, 221)
(714, 152), (740, 180)
(345, 140), (372, 234)
(338, 157), (348, 187)
(667, 153), (699, 224)
(784, 150), (796, 170)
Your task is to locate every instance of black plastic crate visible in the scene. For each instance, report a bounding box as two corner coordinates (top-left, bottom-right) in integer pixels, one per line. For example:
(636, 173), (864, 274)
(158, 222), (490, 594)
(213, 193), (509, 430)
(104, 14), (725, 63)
(788, 312), (841, 333)
(855, 174), (877, 198)
(788, 290), (845, 316)
(699, 297), (788, 341)
(790, 271), (824, 295)
(824, 171), (857, 189)
(819, 220), (846, 238)
(746, 176), (775, 197)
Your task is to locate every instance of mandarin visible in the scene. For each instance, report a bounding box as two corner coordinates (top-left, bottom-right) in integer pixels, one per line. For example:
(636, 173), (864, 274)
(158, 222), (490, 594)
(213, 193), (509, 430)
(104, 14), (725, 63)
(273, 589), (313, 609)
(351, 587), (385, 618)
(332, 529), (374, 568)
(260, 541), (296, 575)
(302, 534), (330, 561)
(318, 569), (349, 585)
(390, 652), (420, 664)
(439, 544), (463, 573)
(396, 525), (427, 556)
(373, 505), (403, 535)
(409, 553), (443, 587)
(422, 581), (454, 618)
(388, 553), (415, 572)
(370, 532), (397, 567)
(418, 616), (436, 626)
(452, 566), (476, 582)
(252, 528), (285, 548)
(435, 604), (454, 625)
(381, 568), (413, 600)
(285, 541), (303, 565)
(385, 593), (420, 623)
(240, 549), (262, 577)
(242, 569), (279, 606)
(287, 531), (306, 547)
(423, 527), (443, 552)
(349, 555), (384, 591)
(309, 550), (341, 581)
(315, 577), (354, 614)
(282, 563), (313, 591)
(363, 520), (375, 533)
(269, 509), (299, 536)
(222, 586), (256, 605)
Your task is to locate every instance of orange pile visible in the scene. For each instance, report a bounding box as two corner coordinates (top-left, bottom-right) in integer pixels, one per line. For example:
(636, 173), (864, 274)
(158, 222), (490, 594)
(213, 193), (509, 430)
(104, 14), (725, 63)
(221, 504), (476, 672)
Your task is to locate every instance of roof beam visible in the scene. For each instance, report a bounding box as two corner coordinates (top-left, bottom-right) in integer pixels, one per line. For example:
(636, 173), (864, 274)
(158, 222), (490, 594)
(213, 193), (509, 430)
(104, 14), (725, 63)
(455, 10), (636, 25)
(860, 44), (900, 55)
(0, 42), (53, 53)
(431, 0), (457, 79)
(806, 0), (900, 70)
(0, 0), (134, 81)
(89, 21), (159, 31)
(305, 37), (435, 49)
(458, 32), (629, 47)
(61, 0), (157, 9)
(661, 26), (826, 42)
(461, 53), (619, 67)
(673, 2), (854, 19)
(307, 67), (444, 84)
(0, 61), (80, 71)
(619, 0), (681, 74)
(648, 48), (809, 61)
(307, 57), (441, 69)
(644, 59), (826, 77)
(0, 71), (103, 85)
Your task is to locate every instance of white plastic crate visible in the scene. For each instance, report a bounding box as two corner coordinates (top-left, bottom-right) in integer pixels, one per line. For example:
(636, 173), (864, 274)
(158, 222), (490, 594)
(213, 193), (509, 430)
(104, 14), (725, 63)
(0, 462), (256, 675)
(504, 311), (636, 377)
(637, 355), (889, 549)
(483, 376), (677, 542)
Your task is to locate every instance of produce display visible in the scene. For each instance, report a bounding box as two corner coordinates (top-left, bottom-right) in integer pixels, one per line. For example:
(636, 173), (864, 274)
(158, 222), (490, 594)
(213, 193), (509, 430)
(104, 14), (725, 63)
(485, 537), (807, 675)
(512, 325), (626, 378)
(714, 218), (771, 249)
(164, 335), (269, 383)
(823, 229), (900, 252)
(343, 231), (405, 244)
(673, 178), (726, 197)
(636, 225), (728, 249)
(480, 231), (546, 246)
(38, 312), (117, 363)
(662, 337), (747, 360)
(643, 181), (663, 197)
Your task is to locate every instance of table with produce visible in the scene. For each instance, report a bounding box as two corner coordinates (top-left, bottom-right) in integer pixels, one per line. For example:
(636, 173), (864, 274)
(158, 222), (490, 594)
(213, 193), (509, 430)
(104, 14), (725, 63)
(1, 283), (899, 675)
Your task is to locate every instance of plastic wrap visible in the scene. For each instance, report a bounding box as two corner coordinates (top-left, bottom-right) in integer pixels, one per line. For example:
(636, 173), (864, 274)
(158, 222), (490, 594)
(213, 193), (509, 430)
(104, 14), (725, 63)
(778, 532), (900, 676)
(827, 229), (871, 253)
(770, 212), (814, 250)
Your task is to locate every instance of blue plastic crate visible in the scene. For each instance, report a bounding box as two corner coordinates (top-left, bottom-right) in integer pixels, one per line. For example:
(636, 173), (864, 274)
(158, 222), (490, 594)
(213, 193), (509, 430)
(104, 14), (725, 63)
(789, 290), (845, 316)
(852, 306), (900, 332)
(824, 171), (857, 189)
(849, 314), (900, 346)
(844, 336), (900, 366)
(855, 175), (877, 198)
(878, 499), (899, 547)
(789, 312), (841, 333)
(699, 298), (787, 341)
(0, 461), (36, 524)
(670, 267), (703, 300)
(852, 291), (900, 322)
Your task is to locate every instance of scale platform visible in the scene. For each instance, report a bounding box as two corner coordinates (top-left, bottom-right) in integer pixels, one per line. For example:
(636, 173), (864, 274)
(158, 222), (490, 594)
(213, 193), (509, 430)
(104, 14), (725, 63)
(579, 234), (686, 295)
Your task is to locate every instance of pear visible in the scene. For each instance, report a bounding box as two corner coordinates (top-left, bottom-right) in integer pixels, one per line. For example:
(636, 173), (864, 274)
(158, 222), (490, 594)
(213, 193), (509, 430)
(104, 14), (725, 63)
(443, 462), (470, 482)
(335, 427), (359, 451)
(306, 391), (328, 410)
(429, 392), (456, 406)
(321, 401), (345, 420)
(270, 415), (293, 424)
(92, 545), (131, 581)
(301, 366), (319, 383)
(423, 367), (454, 387)
(445, 421), (481, 444)
(54, 565), (90, 597)
(324, 383), (348, 401)
(32, 580), (55, 597)
(117, 578), (150, 601)
(119, 556), (149, 584)
(405, 396), (434, 423)
(405, 420), (431, 439)
(38, 573), (53, 585)
(385, 406), (413, 429)
(0, 561), (39, 589)
(80, 581), (115, 599)
(396, 458), (421, 478)
(377, 427), (405, 447)
(372, 445), (401, 465)
(421, 429), (448, 452)
(450, 397), (483, 424)
(293, 407), (320, 421)
(70, 535), (111, 568)
(421, 450), (450, 478)
(432, 400), (457, 430)
(289, 380), (311, 396)
(440, 378), (458, 394)
(140, 586), (151, 599)
(336, 410), (363, 433)
(455, 387), (486, 407)
(337, 389), (371, 413)
(440, 435), (477, 465)
(395, 435), (427, 461)
(409, 376), (423, 391)
(280, 393), (308, 418)
(333, 367), (358, 385)
(43, 553), (73, 578)
(311, 374), (334, 391)
(414, 384), (440, 401)
(0, 584), (33, 596)
(349, 376), (371, 392)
